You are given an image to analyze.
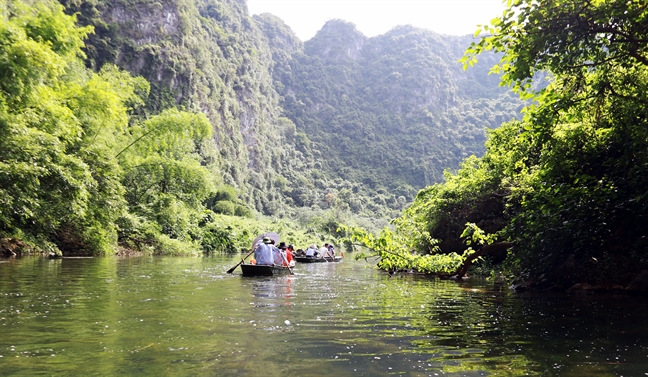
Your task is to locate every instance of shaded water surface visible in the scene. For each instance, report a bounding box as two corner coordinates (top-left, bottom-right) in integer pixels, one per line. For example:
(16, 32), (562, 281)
(0, 256), (647, 376)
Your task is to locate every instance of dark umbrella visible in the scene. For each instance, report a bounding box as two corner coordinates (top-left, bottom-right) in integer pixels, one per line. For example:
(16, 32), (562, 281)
(251, 232), (280, 250)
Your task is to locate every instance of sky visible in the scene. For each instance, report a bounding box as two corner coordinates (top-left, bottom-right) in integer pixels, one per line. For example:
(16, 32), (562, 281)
(246, 0), (507, 42)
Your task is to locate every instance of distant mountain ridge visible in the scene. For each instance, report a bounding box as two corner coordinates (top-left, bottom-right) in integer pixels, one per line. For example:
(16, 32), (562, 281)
(261, 18), (521, 202)
(64, 0), (521, 218)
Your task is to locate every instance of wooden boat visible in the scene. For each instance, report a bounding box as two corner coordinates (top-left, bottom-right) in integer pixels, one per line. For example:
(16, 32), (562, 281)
(294, 256), (343, 263)
(240, 263), (293, 276)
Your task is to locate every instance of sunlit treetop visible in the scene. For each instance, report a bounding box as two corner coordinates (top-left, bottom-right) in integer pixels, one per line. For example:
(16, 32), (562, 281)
(462, 0), (648, 94)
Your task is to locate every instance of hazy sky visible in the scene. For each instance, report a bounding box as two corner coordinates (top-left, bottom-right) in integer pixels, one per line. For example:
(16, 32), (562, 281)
(247, 0), (506, 41)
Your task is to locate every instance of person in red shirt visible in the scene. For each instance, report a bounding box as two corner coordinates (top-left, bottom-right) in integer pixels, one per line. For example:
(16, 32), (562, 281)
(286, 244), (295, 266)
(278, 242), (294, 266)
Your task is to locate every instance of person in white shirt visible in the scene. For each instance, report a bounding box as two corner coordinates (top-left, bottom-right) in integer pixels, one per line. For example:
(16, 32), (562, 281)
(319, 244), (329, 258)
(305, 244), (318, 257)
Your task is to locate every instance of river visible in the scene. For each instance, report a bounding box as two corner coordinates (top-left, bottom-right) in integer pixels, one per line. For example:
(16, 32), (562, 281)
(0, 255), (646, 376)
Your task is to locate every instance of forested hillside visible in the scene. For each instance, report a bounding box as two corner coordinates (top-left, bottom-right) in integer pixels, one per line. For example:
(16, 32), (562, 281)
(1, 0), (518, 256)
(348, 0), (648, 293)
(65, 0), (520, 219)
(259, 18), (521, 216)
(61, 0), (299, 216)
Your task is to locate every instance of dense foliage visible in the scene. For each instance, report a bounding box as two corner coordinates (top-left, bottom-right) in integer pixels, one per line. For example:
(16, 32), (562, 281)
(60, 0), (290, 213)
(0, 0), (540, 257)
(0, 0), (244, 255)
(265, 19), (522, 219)
(61, 0), (522, 221)
(369, 0), (648, 289)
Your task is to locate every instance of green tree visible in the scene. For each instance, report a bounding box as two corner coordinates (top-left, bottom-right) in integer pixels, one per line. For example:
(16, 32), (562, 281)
(0, 0), (216, 256)
(390, 0), (648, 287)
(463, 0), (648, 94)
(0, 0), (131, 254)
(358, 0), (648, 288)
(118, 109), (216, 246)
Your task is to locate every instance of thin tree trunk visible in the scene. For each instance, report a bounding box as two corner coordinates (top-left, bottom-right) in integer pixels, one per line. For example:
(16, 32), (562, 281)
(454, 242), (514, 278)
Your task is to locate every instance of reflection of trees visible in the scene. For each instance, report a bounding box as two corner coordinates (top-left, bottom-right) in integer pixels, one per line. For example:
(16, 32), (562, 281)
(3, 259), (646, 376)
(320, 276), (536, 374)
(335, 275), (645, 376)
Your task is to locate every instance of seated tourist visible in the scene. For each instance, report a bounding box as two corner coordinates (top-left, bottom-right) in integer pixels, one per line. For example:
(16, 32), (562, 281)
(319, 244), (330, 258)
(286, 244), (295, 266)
(305, 244), (318, 257)
(327, 243), (336, 257)
(254, 237), (274, 265)
(271, 240), (283, 265)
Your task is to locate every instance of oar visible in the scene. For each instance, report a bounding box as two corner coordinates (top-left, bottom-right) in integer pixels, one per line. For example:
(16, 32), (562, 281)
(226, 250), (254, 274)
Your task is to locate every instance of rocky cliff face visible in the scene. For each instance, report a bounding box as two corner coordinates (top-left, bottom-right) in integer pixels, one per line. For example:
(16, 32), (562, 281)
(305, 19), (366, 62)
(64, 0), (520, 218)
(359, 25), (458, 113)
(65, 0), (300, 214)
(272, 19), (521, 194)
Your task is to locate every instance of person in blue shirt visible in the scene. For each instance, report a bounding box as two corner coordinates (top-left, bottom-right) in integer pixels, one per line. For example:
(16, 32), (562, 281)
(327, 243), (336, 257)
(254, 237), (274, 265)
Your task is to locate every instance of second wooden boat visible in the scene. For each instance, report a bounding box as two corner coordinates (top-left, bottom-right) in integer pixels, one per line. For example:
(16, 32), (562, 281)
(294, 256), (343, 263)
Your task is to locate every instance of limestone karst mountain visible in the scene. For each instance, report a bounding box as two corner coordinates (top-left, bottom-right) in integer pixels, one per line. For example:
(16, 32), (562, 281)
(64, 0), (520, 218)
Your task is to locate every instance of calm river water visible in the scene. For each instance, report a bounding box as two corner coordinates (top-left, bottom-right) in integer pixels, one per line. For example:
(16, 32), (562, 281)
(0, 255), (647, 376)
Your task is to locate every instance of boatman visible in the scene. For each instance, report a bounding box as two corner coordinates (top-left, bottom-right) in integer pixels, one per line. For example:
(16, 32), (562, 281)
(254, 237), (274, 265)
(327, 243), (336, 257)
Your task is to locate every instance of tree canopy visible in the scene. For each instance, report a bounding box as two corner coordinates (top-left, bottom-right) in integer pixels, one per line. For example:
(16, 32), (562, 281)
(0, 0), (238, 256)
(463, 0), (648, 91)
(357, 0), (648, 290)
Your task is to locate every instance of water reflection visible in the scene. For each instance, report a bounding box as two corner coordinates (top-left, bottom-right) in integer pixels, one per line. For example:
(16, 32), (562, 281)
(1, 256), (647, 376)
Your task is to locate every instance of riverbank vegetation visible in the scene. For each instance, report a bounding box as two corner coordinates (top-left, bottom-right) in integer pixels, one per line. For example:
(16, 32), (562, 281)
(350, 0), (648, 291)
(0, 1), (355, 257)
(1, 0), (508, 258)
(0, 1), (215, 256)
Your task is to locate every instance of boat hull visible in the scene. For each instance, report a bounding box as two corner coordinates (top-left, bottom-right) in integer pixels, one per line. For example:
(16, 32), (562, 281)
(240, 264), (292, 276)
(294, 256), (343, 263)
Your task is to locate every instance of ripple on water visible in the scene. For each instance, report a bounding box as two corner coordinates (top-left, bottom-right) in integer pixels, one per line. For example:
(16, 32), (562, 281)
(2, 256), (648, 376)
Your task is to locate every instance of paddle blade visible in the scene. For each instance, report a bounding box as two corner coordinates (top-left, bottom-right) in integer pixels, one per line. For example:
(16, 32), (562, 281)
(226, 250), (255, 274)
